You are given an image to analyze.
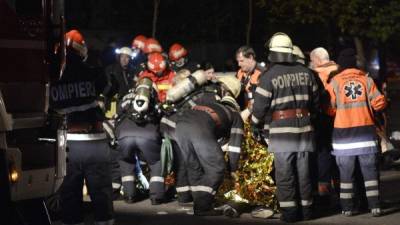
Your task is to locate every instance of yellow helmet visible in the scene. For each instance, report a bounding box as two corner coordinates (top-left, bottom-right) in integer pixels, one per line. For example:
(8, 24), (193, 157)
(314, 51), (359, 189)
(221, 95), (240, 111)
(292, 45), (305, 65)
(216, 75), (241, 98)
(267, 32), (293, 54)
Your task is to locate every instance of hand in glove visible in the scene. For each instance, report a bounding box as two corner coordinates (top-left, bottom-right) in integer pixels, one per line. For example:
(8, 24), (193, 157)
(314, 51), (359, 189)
(121, 93), (136, 110)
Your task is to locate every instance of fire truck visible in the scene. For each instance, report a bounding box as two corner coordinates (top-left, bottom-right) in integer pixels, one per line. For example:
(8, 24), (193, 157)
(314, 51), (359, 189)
(0, 0), (67, 224)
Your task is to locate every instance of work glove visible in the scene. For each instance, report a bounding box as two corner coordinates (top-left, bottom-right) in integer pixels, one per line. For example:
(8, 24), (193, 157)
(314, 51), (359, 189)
(121, 93), (136, 110)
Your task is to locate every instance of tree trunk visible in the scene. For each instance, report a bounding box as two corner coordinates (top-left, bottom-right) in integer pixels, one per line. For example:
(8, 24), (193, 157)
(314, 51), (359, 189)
(246, 0), (253, 45)
(354, 37), (366, 71)
(378, 42), (387, 83)
(152, 0), (160, 38)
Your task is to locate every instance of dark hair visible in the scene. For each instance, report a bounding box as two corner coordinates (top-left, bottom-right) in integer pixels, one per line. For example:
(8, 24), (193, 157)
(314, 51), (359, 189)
(201, 61), (214, 70)
(236, 45), (256, 59)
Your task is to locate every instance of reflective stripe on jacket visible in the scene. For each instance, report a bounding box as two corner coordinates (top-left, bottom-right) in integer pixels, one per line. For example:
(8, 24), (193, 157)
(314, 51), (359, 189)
(326, 68), (386, 156)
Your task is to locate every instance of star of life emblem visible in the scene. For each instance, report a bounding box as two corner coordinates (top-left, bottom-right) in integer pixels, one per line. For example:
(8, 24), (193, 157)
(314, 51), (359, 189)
(344, 81), (363, 100)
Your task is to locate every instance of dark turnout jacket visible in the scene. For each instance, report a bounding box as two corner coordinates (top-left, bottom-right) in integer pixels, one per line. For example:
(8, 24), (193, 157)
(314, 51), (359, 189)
(251, 63), (320, 153)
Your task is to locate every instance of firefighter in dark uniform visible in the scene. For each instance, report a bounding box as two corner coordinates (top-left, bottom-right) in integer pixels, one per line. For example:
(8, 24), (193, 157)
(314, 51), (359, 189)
(175, 77), (244, 216)
(159, 70), (226, 204)
(50, 30), (114, 225)
(104, 46), (137, 200)
(115, 52), (175, 204)
(251, 33), (320, 222)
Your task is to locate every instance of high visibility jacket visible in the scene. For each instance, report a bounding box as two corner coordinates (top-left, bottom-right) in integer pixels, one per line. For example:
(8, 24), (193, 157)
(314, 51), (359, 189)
(314, 61), (338, 88)
(314, 61), (338, 115)
(236, 64), (266, 109)
(139, 69), (176, 102)
(326, 68), (386, 156)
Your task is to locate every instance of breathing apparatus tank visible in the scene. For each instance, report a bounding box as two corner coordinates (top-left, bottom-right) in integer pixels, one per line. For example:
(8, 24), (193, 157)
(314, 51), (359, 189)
(166, 69), (207, 103)
(133, 77), (153, 113)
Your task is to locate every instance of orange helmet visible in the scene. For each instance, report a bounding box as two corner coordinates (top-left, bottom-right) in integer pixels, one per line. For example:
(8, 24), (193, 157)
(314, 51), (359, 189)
(168, 43), (187, 61)
(147, 52), (166, 74)
(143, 38), (163, 54)
(131, 34), (147, 50)
(65, 29), (88, 59)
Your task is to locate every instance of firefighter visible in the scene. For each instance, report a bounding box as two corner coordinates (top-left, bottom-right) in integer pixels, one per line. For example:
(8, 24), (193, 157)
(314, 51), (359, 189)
(115, 52), (175, 205)
(326, 48), (386, 217)
(143, 37), (163, 55)
(159, 71), (229, 205)
(173, 76), (243, 216)
(168, 43), (201, 73)
(140, 52), (176, 102)
(251, 33), (320, 222)
(235, 45), (266, 117)
(309, 47), (339, 203)
(50, 30), (114, 225)
(130, 34), (148, 73)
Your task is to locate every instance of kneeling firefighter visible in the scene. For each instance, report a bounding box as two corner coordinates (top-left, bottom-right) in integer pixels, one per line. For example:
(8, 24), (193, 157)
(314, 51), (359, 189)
(174, 76), (244, 216)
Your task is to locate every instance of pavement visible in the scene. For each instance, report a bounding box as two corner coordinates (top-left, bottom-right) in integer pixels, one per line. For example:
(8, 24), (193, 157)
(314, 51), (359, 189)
(53, 169), (400, 225)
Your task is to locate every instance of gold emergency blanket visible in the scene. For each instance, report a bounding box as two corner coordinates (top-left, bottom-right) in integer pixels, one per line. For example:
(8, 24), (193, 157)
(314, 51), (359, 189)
(217, 122), (277, 208)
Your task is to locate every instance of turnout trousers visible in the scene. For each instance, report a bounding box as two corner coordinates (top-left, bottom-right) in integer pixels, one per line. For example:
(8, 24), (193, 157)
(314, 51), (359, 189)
(61, 134), (114, 225)
(274, 152), (313, 220)
(110, 147), (122, 198)
(116, 118), (165, 201)
(175, 112), (225, 212)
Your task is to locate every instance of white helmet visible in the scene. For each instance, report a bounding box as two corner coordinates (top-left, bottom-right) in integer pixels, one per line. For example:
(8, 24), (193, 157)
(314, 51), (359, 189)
(115, 47), (134, 57)
(292, 45), (305, 65)
(268, 32), (293, 54)
(221, 95), (240, 111)
(217, 75), (241, 98)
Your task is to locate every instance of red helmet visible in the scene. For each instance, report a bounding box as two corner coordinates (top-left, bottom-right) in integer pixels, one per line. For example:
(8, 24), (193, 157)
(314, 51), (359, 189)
(131, 34), (147, 50)
(143, 38), (163, 54)
(147, 52), (166, 74)
(65, 29), (88, 59)
(168, 43), (187, 61)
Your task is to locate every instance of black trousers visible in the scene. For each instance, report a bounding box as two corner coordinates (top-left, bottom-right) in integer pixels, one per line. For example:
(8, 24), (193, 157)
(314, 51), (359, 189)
(316, 141), (338, 196)
(274, 152), (313, 219)
(176, 113), (225, 212)
(336, 154), (380, 211)
(61, 138), (114, 225)
(110, 148), (122, 197)
(117, 119), (165, 201)
(172, 140), (193, 203)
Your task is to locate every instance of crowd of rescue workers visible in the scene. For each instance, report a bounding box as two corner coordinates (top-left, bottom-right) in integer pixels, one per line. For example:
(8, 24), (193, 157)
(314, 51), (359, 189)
(49, 29), (397, 224)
